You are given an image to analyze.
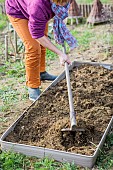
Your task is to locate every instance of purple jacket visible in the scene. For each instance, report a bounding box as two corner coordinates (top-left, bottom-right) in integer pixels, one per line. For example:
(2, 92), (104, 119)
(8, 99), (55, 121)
(5, 0), (55, 38)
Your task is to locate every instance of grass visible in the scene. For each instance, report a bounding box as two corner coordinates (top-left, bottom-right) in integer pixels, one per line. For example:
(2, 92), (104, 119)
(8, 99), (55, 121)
(76, 0), (113, 4)
(0, 61), (27, 112)
(46, 49), (58, 61)
(0, 152), (80, 170)
(71, 28), (95, 51)
(0, 133), (113, 170)
(0, 14), (7, 30)
(0, 61), (25, 79)
(0, 151), (31, 170)
(96, 133), (113, 169)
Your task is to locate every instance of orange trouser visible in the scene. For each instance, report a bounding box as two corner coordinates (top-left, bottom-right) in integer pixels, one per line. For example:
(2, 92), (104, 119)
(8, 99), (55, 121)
(8, 15), (48, 88)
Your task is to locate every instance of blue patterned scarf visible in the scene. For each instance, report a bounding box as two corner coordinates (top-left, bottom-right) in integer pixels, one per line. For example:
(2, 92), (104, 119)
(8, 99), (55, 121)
(51, 2), (78, 50)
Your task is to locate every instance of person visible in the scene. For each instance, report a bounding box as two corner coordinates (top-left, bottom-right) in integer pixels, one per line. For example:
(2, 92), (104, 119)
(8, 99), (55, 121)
(5, 0), (77, 101)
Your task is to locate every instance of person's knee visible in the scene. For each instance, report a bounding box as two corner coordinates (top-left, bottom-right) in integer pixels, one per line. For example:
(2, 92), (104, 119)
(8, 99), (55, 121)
(25, 41), (41, 54)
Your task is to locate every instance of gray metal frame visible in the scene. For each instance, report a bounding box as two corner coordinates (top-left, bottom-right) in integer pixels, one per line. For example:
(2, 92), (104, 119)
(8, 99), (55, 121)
(0, 61), (113, 168)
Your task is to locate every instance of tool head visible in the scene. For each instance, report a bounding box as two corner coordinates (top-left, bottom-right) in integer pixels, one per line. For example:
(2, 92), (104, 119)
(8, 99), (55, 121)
(61, 125), (85, 132)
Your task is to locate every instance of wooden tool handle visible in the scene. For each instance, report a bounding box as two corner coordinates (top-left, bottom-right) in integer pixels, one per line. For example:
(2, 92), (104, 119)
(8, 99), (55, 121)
(62, 43), (76, 129)
(65, 62), (76, 129)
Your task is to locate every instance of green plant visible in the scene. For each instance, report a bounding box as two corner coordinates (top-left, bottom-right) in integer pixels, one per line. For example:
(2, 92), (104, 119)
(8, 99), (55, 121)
(0, 0), (5, 2)
(33, 158), (79, 170)
(76, 0), (112, 4)
(0, 117), (8, 123)
(96, 133), (113, 170)
(71, 28), (95, 52)
(0, 153), (79, 170)
(0, 14), (7, 30)
(7, 62), (25, 78)
(0, 61), (25, 78)
(46, 49), (57, 60)
(0, 105), (10, 112)
(34, 158), (58, 170)
(0, 61), (26, 112)
(0, 151), (31, 170)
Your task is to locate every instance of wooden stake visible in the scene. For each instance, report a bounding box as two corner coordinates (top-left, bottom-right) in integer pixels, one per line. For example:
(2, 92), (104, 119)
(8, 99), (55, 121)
(5, 35), (8, 61)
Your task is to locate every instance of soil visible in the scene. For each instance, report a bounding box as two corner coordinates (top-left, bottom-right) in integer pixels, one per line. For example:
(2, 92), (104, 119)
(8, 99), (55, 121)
(5, 64), (113, 156)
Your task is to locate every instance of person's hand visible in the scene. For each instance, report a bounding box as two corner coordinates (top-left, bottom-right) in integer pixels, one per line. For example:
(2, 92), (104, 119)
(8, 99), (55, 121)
(59, 53), (71, 66)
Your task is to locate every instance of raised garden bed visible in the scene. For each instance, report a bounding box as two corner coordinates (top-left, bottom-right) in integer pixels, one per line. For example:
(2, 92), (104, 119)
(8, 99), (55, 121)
(0, 61), (113, 168)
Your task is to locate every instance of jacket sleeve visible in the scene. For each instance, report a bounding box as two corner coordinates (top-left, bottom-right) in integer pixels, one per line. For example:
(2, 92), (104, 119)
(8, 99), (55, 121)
(27, 3), (47, 39)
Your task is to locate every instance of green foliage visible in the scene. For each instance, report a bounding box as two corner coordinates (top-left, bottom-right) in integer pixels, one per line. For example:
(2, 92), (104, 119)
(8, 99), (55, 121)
(0, 117), (8, 123)
(76, 0), (112, 4)
(0, 14), (7, 30)
(46, 49), (57, 60)
(0, 84), (21, 112)
(0, 153), (79, 170)
(34, 158), (58, 170)
(0, 61), (26, 112)
(96, 133), (113, 170)
(46, 43), (62, 60)
(71, 28), (95, 51)
(0, 105), (10, 112)
(0, 61), (25, 78)
(0, 0), (5, 2)
(0, 86), (20, 104)
(0, 151), (31, 170)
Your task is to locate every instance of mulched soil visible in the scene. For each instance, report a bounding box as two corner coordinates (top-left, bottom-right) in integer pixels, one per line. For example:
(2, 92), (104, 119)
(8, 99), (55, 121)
(5, 63), (113, 156)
